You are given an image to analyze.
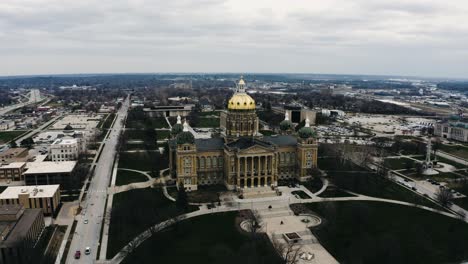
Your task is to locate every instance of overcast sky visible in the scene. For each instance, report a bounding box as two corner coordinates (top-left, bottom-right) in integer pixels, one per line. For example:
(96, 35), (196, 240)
(1, 0), (467, 78)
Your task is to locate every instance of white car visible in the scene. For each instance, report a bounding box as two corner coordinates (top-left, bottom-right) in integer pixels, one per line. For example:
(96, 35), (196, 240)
(85, 247), (91, 255)
(84, 219), (88, 224)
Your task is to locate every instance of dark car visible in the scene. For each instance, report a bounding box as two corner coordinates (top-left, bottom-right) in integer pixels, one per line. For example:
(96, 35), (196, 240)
(74, 250), (81, 259)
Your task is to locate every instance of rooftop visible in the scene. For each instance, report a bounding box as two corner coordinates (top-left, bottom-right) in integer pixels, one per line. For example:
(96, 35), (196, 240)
(263, 135), (298, 146)
(0, 162), (26, 169)
(0, 185), (60, 199)
(24, 161), (77, 175)
(195, 138), (224, 151)
(51, 138), (78, 145)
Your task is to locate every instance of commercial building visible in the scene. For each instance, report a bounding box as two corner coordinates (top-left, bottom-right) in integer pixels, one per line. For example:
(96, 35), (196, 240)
(0, 148), (29, 164)
(143, 104), (194, 117)
(0, 205), (45, 264)
(0, 120), (15, 131)
(434, 121), (468, 142)
(0, 185), (61, 215)
(50, 138), (79, 162)
(0, 162), (26, 183)
(169, 78), (318, 192)
(23, 161), (77, 187)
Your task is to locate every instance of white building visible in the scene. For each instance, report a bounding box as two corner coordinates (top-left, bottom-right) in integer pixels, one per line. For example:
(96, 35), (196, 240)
(50, 138), (80, 162)
(0, 120), (15, 130)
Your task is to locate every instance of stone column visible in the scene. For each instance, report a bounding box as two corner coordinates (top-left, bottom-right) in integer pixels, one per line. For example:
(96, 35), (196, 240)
(244, 157), (248, 177)
(251, 156), (255, 178)
(258, 156), (261, 177)
(237, 157), (240, 187)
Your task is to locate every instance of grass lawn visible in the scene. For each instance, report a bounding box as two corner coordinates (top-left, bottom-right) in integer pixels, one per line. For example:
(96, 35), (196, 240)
(0, 130), (28, 144)
(115, 170), (148, 186)
(118, 151), (167, 173)
(156, 130), (170, 140)
(192, 118), (219, 128)
(306, 201), (468, 264)
(292, 190), (312, 199)
(187, 185), (226, 203)
(127, 116), (168, 129)
(103, 113), (116, 129)
(439, 144), (468, 159)
(260, 130), (276, 136)
(435, 156), (465, 169)
(318, 187), (356, 198)
(318, 157), (363, 171)
(383, 157), (414, 170)
(303, 177), (324, 193)
(453, 197), (468, 211)
(326, 163), (444, 210)
(107, 187), (198, 259)
(121, 211), (281, 264)
(198, 111), (220, 117)
(431, 172), (462, 182)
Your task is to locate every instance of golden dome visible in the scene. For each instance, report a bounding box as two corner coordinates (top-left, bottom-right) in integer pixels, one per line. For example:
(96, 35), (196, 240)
(228, 76), (255, 110)
(228, 93), (256, 110)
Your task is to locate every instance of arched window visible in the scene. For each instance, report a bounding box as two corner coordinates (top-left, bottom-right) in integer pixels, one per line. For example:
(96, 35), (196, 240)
(213, 157), (217, 167)
(206, 157), (211, 168)
(200, 157), (205, 168)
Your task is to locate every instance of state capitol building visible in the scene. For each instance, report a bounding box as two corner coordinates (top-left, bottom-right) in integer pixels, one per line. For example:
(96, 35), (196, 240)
(169, 77), (318, 192)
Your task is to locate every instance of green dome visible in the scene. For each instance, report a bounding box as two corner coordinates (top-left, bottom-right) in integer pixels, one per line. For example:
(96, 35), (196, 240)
(176, 131), (195, 144)
(171, 123), (183, 135)
(298, 126), (316, 139)
(280, 120), (293, 131)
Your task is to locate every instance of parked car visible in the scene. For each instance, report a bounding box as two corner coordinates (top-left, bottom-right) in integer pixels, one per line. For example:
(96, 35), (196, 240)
(74, 251), (81, 259)
(85, 247), (91, 255)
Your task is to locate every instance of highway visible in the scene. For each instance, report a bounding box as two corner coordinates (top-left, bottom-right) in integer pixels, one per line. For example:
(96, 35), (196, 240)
(0, 89), (42, 116)
(66, 97), (129, 263)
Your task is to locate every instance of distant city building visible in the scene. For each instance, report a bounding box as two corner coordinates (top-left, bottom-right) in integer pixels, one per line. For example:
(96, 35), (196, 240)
(50, 138), (79, 162)
(23, 161), (78, 187)
(0, 205), (45, 264)
(0, 162), (26, 183)
(284, 104), (317, 124)
(143, 104), (194, 117)
(0, 120), (15, 131)
(0, 148), (29, 164)
(0, 185), (60, 215)
(435, 122), (468, 142)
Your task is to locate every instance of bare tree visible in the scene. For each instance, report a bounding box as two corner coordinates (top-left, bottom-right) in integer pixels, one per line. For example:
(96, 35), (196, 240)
(245, 210), (263, 237)
(272, 237), (302, 264)
(436, 188), (453, 207)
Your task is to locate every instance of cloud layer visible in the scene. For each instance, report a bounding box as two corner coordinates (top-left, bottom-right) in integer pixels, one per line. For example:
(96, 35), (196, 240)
(0, 0), (467, 77)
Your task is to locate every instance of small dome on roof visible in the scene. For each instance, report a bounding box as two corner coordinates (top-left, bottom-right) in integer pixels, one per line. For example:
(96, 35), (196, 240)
(64, 124), (74, 131)
(298, 118), (316, 139)
(176, 120), (195, 144)
(280, 112), (293, 131)
(171, 123), (183, 135)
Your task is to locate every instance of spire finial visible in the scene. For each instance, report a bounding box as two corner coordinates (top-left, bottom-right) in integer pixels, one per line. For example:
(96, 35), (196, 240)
(305, 117), (310, 127)
(237, 76), (246, 93)
(183, 119), (189, 132)
(284, 112), (289, 121)
(176, 115), (181, 124)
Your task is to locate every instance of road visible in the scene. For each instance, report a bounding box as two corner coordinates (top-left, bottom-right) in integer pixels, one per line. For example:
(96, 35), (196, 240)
(0, 89), (42, 116)
(66, 97), (129, 263)
(393, 173), (467, 219)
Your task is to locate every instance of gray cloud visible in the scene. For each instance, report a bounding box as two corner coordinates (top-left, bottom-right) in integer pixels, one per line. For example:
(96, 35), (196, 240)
(0, 0), (467, 78)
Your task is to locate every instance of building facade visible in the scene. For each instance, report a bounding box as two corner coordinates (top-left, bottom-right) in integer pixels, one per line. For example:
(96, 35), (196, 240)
(434, 121), (468, 142)
(169, 78), (318, 191)
(0, 185), (61, 215)
(50, 138), (80, 162)
(0, 205), (45, 264)
(0, 162), (26, 183)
